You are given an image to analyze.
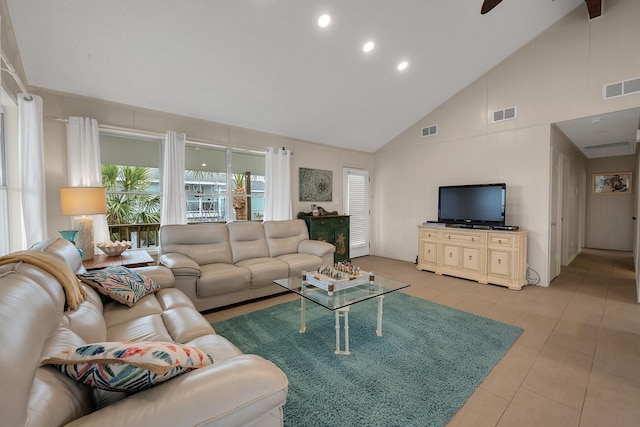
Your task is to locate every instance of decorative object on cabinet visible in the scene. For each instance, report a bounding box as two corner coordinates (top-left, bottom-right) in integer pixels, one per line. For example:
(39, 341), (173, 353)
(592, 171), (631, 194)
(299, 167), (332, 201)
(60, 187), (107, 260)
(297, 206), (338, 217)
(299, 214), (350, 262)
(417, 225), (527, 290)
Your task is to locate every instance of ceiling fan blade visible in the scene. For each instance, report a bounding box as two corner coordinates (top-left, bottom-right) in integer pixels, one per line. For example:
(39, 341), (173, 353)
(481, 0), (504, 14)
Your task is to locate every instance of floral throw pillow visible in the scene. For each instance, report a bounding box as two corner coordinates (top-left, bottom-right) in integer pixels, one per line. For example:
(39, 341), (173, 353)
(42, 341), (214, 392)
(78, 266), (159, 306)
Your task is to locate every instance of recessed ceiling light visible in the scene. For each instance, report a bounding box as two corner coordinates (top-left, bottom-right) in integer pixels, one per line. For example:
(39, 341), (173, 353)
(397, 61), (409, 71)
(318, 14), (331, 28)
(363, 41), (375, 53)
(202, 163), (207, 167)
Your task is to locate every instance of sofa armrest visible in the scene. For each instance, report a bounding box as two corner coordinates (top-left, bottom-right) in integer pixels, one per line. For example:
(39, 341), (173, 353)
(65, 355), (288, 427)
(130, 265), (175, 288)
(298, 239), (336, 257)
(158, 253), (202, 277)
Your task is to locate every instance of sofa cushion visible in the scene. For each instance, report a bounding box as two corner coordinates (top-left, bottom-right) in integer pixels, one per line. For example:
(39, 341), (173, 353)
(43, 341), (214, 392)
(273, 253), (323, 277)
(160, 223), (233, 265)
(235, 258), (289, 288)
(30, 237), (87, 275)
(78, 267), (160, 306)
(228, 221), (270, 263)
(197, 263), (251, 298)
(263, 219), (309, 257)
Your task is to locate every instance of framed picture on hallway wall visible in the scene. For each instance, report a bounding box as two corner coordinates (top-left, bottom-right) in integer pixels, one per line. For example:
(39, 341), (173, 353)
(592, 172), (632, 194)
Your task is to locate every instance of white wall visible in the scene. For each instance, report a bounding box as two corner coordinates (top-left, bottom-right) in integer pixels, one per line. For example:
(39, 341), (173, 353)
(32, 91), (373, 239)
(374, 0), (640, 286)
(585, 155), (637, 250)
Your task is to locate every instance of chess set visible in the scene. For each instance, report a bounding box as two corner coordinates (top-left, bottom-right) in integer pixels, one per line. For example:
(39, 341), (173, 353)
(302, 262), (374, 295)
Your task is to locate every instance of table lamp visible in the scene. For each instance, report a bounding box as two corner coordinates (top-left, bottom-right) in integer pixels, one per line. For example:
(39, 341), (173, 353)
(60, 187), (107, 260)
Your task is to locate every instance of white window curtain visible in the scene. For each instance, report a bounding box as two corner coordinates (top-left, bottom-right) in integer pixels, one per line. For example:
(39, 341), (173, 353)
(264, 147), (292, 221)
(66, 117), (110, 246)
(0, 187), (8, 255)
(18, 94), (47, 248)
(0, 106), (10, 255)
(160, 131), (186, 226)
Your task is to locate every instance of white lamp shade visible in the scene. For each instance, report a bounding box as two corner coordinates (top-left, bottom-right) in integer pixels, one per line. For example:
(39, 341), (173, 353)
(60, 187), (107, 216)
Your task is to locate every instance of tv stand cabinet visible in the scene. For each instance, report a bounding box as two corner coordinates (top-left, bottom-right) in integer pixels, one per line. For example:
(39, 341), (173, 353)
(417, 225), (528, 290)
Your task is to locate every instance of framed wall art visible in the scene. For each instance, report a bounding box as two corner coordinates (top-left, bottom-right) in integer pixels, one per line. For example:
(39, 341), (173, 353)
(299, 167), (332, 201)
(592, 172), (632, 194)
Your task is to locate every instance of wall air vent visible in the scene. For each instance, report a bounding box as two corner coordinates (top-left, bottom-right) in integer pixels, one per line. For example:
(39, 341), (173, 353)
(492, 106), (517, 123)
(421, 124), (438, 137)
(604, 77), (640, 100)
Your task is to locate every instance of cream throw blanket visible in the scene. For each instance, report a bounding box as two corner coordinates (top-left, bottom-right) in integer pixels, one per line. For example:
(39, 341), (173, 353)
(0, 250), (87, 311)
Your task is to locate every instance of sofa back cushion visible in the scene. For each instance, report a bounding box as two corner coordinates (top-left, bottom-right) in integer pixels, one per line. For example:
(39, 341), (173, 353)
(228, 221), (270, 263)
(263, 219), (309, 257)
(0, 258), (100, 427)
(160, 223), (232, 265)
(31, 237), (86, 274)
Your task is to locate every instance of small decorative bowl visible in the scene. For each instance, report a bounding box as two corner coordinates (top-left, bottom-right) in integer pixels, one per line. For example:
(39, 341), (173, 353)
(97, 241), (132, 257)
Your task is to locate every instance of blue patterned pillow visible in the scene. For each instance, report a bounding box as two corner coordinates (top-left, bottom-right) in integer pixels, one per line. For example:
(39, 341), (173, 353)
(78, 266), (159, 306)
(42, 341), (214, 392)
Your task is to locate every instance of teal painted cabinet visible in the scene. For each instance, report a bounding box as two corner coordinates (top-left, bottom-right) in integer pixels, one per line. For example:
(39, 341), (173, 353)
(299, 215), (350, 262)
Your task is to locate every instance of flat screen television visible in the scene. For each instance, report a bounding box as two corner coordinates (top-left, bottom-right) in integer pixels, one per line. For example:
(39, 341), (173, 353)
(438, 183), (506, 227)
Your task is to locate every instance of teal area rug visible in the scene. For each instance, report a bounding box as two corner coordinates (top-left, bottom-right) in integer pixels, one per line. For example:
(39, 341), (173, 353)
(212, 292), (522, 427)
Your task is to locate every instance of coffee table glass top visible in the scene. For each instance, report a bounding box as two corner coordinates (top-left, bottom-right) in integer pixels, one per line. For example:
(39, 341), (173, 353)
(273, 274), (410, 310)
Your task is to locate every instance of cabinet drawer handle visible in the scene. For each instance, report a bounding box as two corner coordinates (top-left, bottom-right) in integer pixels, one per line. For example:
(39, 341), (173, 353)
(498, 239), (502, 244)
(427, 250), (431, 254)
(449, 252), (453, 257)
(498, 259), (502, 264)
(469, 255), (472, 260)
(448, 235), (451, 239)
(471, 237), (475, 242)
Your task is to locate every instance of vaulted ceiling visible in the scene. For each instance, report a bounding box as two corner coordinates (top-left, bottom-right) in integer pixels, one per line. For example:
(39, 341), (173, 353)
(6, 0), (600, 153)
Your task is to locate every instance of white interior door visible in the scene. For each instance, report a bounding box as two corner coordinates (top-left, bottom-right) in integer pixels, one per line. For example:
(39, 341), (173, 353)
(550, 149), (564, 281)
(343, 168), (370, 258)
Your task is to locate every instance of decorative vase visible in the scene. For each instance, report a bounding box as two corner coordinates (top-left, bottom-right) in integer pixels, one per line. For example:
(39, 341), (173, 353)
(59, 230), (78, 243)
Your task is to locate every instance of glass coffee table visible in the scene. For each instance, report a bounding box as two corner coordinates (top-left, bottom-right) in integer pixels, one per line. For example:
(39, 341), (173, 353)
(273, 274), (410, 355)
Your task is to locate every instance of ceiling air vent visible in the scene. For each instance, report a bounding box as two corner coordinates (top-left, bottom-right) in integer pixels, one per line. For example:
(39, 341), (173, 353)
(492, 106), (517, 123)
(603, 77), (640, 100)
(421, 124), (438, 137)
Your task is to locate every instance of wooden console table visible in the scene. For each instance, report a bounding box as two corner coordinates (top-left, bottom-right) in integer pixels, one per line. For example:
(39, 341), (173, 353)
(417, 225), (528, 290)
(83, 250), (154, 271)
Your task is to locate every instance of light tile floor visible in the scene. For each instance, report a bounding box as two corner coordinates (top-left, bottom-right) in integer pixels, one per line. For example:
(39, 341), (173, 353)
(204, 248), (639, 427)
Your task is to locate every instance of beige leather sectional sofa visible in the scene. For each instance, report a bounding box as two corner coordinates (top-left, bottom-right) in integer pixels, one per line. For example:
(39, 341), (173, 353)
(158, 219), (336, 312)
(0, 238), (288, 427)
